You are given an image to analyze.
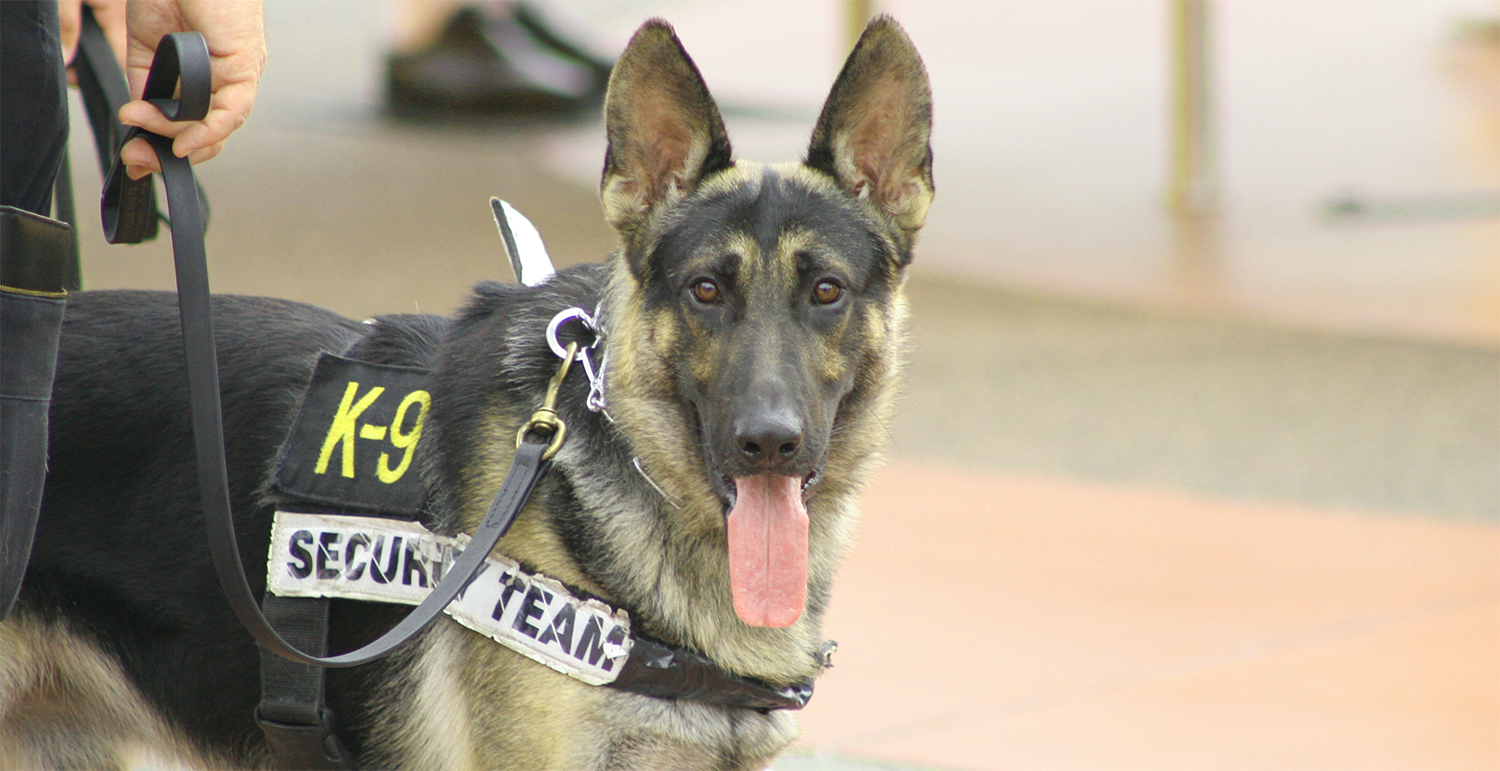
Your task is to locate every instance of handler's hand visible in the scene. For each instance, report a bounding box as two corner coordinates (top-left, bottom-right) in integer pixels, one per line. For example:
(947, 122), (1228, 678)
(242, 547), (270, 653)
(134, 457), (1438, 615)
(116, 0), (265, 180)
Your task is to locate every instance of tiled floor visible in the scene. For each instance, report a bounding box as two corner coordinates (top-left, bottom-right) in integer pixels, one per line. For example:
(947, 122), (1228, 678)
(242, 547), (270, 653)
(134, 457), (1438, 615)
(51, 2), (1499, 768)
(791, 464), (1499, 770)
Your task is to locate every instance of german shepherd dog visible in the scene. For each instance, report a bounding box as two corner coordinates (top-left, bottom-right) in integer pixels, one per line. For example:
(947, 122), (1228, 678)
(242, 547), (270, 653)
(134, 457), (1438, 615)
(1, 16), (932, 770)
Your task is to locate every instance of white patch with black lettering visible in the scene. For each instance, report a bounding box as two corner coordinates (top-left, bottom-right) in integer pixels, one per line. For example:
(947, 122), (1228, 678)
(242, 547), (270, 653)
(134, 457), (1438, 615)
(267, 511), (632, 685)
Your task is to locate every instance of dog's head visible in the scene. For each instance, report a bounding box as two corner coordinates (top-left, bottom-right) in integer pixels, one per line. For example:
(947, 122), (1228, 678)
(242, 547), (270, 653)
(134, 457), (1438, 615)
(598, 17), (932, 629)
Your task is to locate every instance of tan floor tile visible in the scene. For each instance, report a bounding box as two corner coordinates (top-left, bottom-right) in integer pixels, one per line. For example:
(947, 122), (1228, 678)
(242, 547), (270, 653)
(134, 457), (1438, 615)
(848, 600), (1500, 771)
(794, 462), (1500, 769)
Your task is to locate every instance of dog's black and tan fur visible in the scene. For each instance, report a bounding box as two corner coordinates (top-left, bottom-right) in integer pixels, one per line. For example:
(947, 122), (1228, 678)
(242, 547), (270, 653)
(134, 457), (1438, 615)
(1, 16), (932, 770)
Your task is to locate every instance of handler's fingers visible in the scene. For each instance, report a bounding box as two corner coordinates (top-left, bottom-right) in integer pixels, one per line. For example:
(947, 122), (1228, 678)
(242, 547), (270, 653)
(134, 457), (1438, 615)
(121, 133), (227, 180)
(185, 138), (227, 166)
(118, 56), (249, 180)
(120, 135), (158, 180)
(119, 76), (253, 154)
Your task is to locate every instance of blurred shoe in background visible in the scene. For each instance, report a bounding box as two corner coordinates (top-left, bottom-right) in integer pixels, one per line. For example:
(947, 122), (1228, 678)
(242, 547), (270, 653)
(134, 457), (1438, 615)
(387, 2), (612, 117)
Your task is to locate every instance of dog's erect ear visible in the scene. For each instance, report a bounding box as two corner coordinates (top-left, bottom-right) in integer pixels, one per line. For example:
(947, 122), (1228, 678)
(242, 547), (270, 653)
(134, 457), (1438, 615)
(600, 20), (733, 245)
(806, 16), (934, 239)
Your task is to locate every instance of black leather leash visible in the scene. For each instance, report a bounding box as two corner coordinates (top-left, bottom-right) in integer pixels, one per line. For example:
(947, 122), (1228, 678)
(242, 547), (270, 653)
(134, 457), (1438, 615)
(98, 31), (556, 670)
(72, 6), (158, 244)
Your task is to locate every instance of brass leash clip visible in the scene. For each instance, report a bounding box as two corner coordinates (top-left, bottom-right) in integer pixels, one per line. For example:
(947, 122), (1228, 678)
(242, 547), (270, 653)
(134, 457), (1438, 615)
(516, 341), (577, 460)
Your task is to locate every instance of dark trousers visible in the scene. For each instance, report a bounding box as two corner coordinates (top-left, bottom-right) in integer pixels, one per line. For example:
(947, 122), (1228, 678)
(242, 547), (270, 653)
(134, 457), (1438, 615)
(1, 0), (68, 215)
(0, 0), (69, 617)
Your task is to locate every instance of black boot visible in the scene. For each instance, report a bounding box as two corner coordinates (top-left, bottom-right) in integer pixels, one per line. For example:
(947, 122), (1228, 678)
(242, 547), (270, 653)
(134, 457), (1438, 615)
(386, 3), (612, 117)
(0, 205), (70, 619)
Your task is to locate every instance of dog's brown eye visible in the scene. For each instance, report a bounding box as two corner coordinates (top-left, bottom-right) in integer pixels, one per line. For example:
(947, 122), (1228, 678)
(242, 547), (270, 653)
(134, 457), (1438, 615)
(691, 279), (720, 304)
(812, 280), (844, 305)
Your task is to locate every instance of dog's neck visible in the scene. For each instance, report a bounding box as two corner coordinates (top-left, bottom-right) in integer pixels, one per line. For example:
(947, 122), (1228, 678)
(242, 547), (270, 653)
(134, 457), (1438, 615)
(436, 399), (834, 688)
(556, 430), (841, 686)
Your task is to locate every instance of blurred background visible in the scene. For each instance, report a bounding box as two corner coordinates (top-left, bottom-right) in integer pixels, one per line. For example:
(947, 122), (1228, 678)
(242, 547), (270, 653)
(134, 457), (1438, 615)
(62, 1), (1497, 768)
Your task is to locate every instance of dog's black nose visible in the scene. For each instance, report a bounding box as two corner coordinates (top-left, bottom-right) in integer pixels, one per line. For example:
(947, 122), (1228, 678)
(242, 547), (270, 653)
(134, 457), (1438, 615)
(736, 414), (803, 470)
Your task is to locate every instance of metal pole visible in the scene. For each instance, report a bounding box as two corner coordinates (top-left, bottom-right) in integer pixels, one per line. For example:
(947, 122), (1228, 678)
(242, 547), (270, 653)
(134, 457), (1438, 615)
(1168, 0), (1214, 217)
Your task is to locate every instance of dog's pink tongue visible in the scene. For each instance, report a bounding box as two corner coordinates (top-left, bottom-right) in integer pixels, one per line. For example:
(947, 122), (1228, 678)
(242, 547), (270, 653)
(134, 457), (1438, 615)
(727, 475), (809, 628)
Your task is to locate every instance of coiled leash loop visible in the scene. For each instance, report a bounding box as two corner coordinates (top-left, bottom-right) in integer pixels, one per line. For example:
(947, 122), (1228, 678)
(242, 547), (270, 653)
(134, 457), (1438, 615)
(101, 32), (558, 668)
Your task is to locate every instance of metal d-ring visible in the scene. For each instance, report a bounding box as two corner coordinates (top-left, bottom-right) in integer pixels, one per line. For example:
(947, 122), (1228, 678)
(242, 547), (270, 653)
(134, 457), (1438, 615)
(546, 308), (592, 361)
(546, 305), (609, 414)
(516, 341), (576, 460)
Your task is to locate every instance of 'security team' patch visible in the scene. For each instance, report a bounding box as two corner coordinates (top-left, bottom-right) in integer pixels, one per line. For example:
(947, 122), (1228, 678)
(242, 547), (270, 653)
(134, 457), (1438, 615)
(267, 511), (633, 685)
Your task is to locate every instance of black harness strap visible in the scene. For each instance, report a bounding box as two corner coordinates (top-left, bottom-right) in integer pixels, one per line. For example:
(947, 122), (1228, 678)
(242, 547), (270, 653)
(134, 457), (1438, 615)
(257, 596), (333, 726)
(49, 149), (82, 292)
(256, 596), (356, 770)
(610, 635), (815, 711)
(73, 9), (136, 182)
(74, 7), (161, 245)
